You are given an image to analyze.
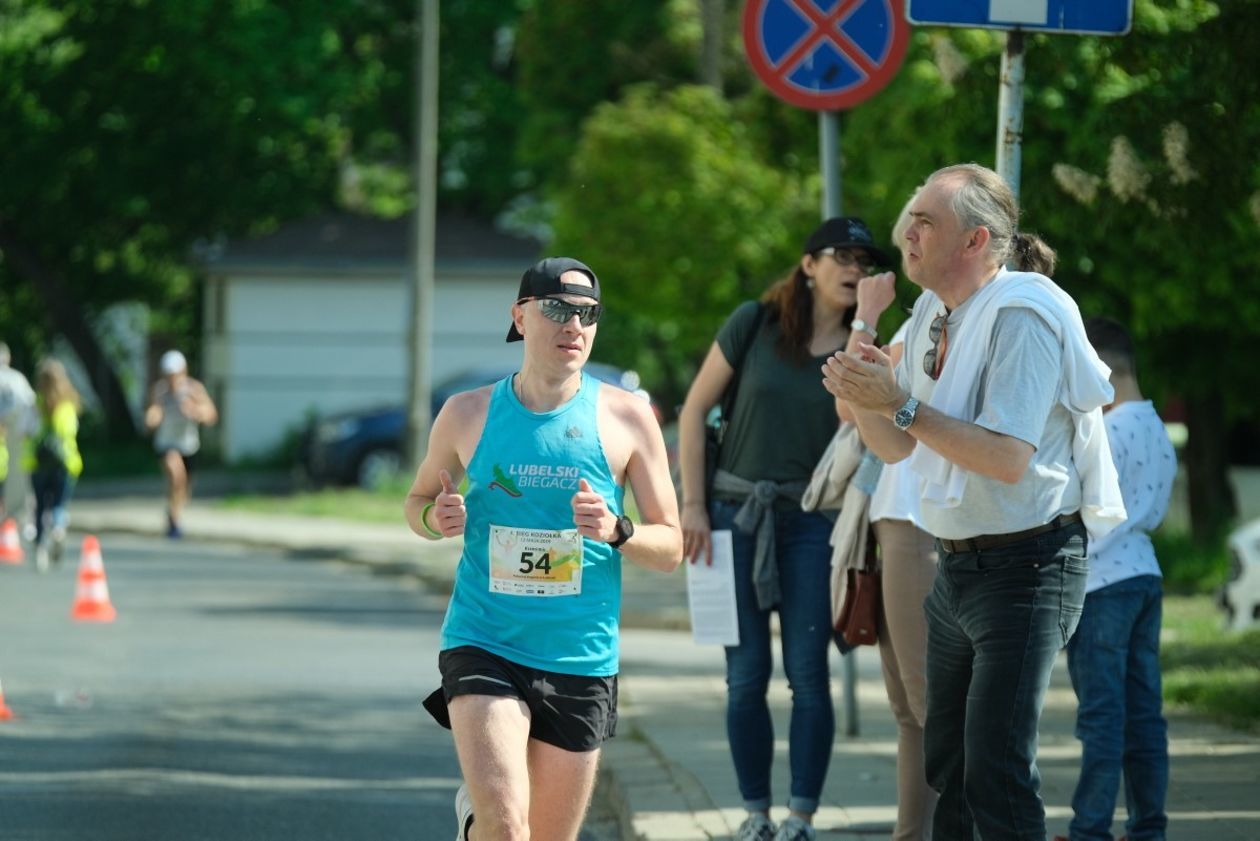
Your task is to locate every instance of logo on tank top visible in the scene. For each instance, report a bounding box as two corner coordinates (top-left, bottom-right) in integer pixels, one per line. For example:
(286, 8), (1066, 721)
(565, 425), (582, 439)
(489, 461), (581, 493)
(489, 464), (524, 497)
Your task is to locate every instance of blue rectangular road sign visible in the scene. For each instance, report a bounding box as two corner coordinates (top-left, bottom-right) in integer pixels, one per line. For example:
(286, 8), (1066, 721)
(907, 0), (1132, 36)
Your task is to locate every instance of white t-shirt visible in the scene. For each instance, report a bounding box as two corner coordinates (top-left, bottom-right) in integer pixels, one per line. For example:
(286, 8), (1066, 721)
(895, 294), (1081, 540)
(153, 378), (203, 455)
(1085, 400), (1175, 593)
(870, 322), (922, 527)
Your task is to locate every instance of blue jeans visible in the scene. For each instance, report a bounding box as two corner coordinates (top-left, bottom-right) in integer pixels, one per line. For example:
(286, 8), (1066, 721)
(31, 467), (75, 544)
(924, 520), (1087, 840)
(711, 499), (835, 815)
(1066, 574), (1168, 841)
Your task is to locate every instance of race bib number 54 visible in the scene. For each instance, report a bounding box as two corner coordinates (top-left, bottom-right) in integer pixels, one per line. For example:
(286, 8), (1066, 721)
(488, 524), (584, 597)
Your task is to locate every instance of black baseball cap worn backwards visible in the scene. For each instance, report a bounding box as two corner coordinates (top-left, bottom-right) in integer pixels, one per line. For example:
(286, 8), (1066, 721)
(506, 256), (601, 342)
(803, 216), (892, 267)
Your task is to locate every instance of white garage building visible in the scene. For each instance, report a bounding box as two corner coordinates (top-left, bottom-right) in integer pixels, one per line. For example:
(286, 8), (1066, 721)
(200, 212), (539, 463)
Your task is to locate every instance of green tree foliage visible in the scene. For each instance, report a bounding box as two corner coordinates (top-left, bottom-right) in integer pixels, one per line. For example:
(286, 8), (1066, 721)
(514, 0), (699, 191)
(339, 0), (535, 217)
(0, 0), (409, 432)
(550, 84), (815, 406)
(0, 0), (533, 433)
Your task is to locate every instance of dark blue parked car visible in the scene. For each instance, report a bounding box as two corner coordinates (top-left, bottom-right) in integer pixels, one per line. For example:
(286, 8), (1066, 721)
(299, 363), (653, 489)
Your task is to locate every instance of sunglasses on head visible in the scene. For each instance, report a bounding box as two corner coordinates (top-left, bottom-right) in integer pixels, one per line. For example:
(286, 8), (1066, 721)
(525, 297), (604, 327)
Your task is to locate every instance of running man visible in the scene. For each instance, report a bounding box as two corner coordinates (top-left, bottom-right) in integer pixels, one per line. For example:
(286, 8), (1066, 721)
(405, 256), (683, 841)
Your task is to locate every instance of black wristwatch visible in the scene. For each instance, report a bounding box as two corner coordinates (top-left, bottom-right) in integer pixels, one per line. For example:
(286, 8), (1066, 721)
(609, 515), (635, 549)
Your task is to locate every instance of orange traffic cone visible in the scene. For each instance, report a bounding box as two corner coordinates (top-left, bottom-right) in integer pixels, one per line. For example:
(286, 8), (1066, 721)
(0, 678), (15, 720)
(70, 535), (116, 622)
(0, 518), (23, 565)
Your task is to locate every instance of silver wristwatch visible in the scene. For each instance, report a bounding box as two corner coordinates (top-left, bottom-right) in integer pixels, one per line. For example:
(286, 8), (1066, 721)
(893, 396), (920, 431)
(850, 318), (876, 340)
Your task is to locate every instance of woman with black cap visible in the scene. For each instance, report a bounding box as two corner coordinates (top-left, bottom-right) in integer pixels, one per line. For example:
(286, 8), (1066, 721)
(677, 217), (891, 841)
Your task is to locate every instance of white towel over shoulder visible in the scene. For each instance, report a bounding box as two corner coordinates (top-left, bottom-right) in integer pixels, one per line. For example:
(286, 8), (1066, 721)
(907, 269), (1127, 543)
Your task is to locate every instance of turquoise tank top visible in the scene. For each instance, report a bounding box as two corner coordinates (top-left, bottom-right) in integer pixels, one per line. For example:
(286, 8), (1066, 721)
(440, 372), (625, 676)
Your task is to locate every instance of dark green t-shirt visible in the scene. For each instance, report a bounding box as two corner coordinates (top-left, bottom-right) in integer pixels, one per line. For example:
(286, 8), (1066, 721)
(714, 301), (842, 502)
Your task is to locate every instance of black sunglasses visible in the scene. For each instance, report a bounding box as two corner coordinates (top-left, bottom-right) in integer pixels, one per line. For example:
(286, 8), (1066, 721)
(527, 297), (604, 327)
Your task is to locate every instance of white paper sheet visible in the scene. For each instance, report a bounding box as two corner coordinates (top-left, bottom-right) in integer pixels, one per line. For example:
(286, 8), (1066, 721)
(686, 529), (740, 646)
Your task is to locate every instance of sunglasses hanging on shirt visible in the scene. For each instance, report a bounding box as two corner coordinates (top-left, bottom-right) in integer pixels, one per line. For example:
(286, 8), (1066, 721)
(923, 312), (949, 381)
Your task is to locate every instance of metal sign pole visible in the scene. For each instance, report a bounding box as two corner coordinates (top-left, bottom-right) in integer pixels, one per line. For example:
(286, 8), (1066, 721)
(820, 108), (860, 737)
(820, 111), (842, 217)
(995, 29), (1026, 200)
(405, 0), (439, 471)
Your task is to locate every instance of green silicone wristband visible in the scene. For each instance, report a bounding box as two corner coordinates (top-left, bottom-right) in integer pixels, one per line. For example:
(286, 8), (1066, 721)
(420, 502), (442, 539)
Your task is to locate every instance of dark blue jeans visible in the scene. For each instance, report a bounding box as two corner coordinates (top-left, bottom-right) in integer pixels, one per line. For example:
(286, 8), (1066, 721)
(1066, 574), (1168, 841)
(31, 467), (75, 544)
(711, 499), (835, 815)
(924, 520), (1087, 840)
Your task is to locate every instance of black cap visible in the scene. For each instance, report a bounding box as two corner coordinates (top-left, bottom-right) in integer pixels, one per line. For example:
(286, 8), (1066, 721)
(803, 217), (891, 266)
(506, 257), (601, 342)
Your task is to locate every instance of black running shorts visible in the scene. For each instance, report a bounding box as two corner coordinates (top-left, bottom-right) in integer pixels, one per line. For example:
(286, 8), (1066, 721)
(423, 645), (617, 753)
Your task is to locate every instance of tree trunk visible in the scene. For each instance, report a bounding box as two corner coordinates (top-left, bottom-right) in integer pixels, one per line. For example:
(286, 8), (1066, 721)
(1184, 389), (1237, 544)
(0, 223), (140, 439)
(699, 0), (724, 91)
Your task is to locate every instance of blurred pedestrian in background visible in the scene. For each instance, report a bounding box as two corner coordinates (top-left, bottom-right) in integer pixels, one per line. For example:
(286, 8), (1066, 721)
(1056, 317), (1174, 841)
(0, 341), (36, 522)
(25, 358), (82, 571)
(144, 349), (217, 538)
(677, 217), (891, 841)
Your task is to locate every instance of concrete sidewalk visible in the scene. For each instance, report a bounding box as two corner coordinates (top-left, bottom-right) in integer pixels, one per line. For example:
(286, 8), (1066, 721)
(66, 493), (1260, 840)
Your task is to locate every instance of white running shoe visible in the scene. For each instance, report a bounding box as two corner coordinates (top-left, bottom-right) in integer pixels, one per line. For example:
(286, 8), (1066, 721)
(35, 544), (50, 573)
(454, 782), (474, 841)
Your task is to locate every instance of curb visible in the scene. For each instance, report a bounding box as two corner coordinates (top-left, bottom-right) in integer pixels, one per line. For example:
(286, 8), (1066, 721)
(602, 723), (724, 841)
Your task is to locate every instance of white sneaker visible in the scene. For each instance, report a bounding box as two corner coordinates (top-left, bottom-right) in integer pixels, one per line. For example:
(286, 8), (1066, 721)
(736, 812), (777, 841)
(454, 783), (474, 841)
(773, 815), (816, 841)
(34, 544), (50, 573)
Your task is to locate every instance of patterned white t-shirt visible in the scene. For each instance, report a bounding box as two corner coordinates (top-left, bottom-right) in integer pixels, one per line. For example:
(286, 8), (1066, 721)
(1086, 400), (1176, 594)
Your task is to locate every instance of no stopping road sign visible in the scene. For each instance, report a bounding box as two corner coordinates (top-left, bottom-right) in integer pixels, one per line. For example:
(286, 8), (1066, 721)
(743, 0), (909, 110)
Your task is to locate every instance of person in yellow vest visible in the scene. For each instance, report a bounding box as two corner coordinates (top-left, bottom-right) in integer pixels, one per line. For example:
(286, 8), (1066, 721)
(24, 358), (82, 571)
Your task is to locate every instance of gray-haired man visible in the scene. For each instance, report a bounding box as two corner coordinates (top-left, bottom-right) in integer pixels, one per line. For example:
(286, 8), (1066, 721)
(823, 163), (1125, 839)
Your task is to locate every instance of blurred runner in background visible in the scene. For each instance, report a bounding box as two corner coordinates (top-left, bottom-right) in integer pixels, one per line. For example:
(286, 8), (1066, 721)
(145, 350), (218, 538)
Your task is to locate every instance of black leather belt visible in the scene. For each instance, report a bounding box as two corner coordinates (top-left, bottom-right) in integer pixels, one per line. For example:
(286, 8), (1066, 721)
(937, 511), (1083, 554)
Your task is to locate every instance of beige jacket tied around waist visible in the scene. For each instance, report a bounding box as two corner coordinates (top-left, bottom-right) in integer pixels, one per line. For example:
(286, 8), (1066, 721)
(801, 422), (878, 627)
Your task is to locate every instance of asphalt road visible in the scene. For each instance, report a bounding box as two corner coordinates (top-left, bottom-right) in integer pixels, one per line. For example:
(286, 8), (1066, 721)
(0, 535), (467, 840)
